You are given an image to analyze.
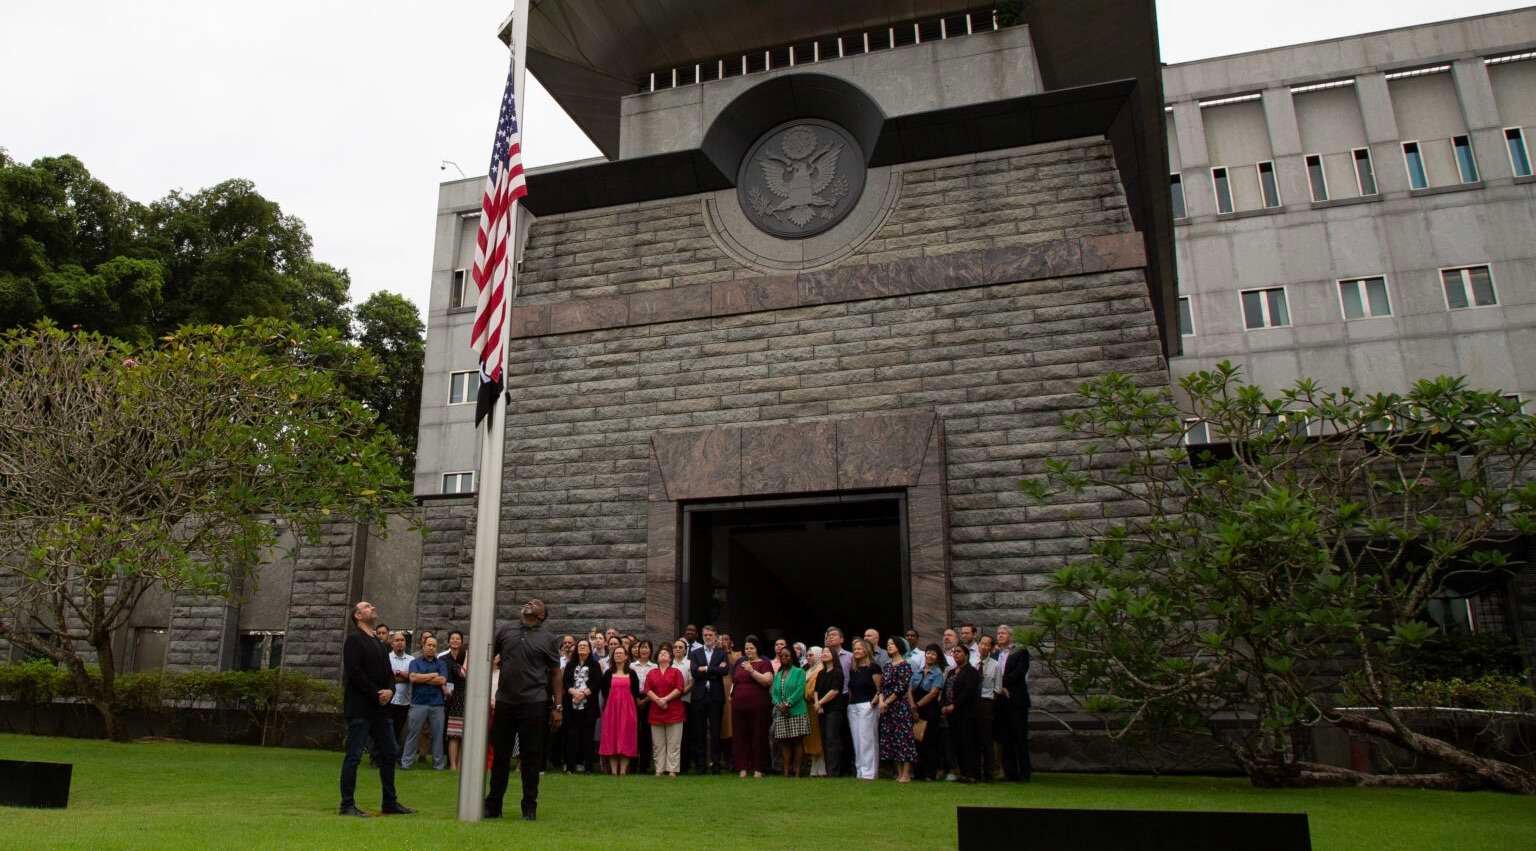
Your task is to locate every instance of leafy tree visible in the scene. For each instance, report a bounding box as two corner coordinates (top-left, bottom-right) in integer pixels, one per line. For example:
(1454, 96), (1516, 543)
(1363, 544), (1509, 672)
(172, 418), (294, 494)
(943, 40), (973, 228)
(1020, 363), (1536, 793)
(352, 291), (425, 472)
(0, 321), (414, 738)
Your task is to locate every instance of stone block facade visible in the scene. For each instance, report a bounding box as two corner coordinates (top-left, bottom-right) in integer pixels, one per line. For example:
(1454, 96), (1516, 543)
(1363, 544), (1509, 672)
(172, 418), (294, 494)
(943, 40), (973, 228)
(412, 136), (1171, 711)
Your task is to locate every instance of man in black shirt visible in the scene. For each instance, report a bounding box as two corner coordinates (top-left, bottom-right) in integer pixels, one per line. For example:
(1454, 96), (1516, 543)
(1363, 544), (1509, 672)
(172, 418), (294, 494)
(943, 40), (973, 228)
(484, 597), (564, 821)
(339, 600), (415, 816)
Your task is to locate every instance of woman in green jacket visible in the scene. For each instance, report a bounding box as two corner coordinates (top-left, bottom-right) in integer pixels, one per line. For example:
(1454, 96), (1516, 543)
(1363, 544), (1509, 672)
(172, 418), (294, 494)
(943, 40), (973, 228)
(770, 643), (809, 777)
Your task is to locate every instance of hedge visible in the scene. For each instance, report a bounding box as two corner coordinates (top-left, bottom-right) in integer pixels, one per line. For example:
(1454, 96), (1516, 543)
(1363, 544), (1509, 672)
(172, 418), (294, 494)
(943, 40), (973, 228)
(0, 661), (339, 714)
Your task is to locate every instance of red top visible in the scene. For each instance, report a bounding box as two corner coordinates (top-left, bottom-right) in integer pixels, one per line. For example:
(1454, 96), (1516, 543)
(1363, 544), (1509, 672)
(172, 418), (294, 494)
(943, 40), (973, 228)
(731, 657), (773, 710)
(644, 666), (687, 725)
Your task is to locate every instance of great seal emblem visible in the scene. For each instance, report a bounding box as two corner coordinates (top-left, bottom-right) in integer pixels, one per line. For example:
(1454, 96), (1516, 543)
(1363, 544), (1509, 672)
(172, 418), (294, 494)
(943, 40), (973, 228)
(738, 120), (866, 239)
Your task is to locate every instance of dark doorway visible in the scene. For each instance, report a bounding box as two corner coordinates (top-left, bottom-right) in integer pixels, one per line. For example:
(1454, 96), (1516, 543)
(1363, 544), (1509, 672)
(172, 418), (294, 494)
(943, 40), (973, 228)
(682, 494), (907, 650)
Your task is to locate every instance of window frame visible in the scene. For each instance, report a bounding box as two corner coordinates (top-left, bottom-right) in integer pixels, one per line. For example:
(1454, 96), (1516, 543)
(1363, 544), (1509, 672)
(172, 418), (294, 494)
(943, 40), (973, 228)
(450, 269), (469, 309)
(442, 471), (475, 494)
(448, 370), (476, 405)
(235, 630), (285, 672)
(1183, 418), (1211, 446)
(1304, 153), (1329, 202)
(1336, 276), (1392, 320)
(1402, 140), (1429, 190)
(1451, 135), (1480, 183)
(1177, 296), (1196, 337)
(1257, 160), (1282, 208)
(1504, 127), (1533, 178)
(1170, 173), (1187, 219)
(1353, 147), (1378, 196)
(1211, 166), (1234, 214)
(1240, 286), (1291, 330)
(1438, 264), (1499, 311)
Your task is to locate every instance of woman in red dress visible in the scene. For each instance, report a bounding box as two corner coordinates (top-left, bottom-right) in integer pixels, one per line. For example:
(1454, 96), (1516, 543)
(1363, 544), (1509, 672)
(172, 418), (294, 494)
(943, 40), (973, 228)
(598, 643), (640, 775)
(730, 635), (774, 778)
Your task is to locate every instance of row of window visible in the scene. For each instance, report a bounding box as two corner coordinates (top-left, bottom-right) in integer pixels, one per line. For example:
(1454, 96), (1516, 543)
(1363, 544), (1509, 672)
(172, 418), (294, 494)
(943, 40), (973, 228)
(1181, 393), (1524, 446)
(1177, 264), (1499, 335)
(1170, 129), (1534, 217)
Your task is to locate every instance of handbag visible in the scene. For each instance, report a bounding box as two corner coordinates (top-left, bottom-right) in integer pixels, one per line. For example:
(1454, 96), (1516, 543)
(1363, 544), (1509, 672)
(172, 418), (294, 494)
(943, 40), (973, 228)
(912, 718), (928, 743)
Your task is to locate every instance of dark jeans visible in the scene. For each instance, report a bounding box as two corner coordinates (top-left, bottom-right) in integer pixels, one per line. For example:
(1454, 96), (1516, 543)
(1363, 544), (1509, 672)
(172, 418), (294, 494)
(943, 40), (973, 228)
(486, 701), (549, 816)
(976, 699), (997, 781)
(387, 703), (410, 752)
(340, 714), (398, 810)
(689, 699), (724, 770)
(1003, 704), (1034, 780)
(819, 707), (846, 778)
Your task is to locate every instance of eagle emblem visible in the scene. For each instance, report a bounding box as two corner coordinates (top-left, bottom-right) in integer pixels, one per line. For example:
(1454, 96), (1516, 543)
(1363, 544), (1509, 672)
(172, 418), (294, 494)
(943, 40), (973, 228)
(743, 124), (858, 235)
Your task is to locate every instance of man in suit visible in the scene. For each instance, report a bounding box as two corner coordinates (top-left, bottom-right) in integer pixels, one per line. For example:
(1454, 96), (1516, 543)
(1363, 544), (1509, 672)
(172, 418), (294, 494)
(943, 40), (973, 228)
(998, 627), (1032, 782)
(687, 624), (730, 773)
(338, 600), (414, 817)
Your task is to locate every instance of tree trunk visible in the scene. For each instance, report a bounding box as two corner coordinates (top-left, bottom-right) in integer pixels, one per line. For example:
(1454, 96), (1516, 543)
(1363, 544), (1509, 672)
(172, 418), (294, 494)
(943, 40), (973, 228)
(1247, 758), (1465, 790)
(1333, 712), (1536, 794)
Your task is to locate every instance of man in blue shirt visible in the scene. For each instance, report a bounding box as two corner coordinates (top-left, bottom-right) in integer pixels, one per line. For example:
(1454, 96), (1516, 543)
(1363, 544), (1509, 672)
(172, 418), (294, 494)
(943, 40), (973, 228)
(401, 635), (449, 770)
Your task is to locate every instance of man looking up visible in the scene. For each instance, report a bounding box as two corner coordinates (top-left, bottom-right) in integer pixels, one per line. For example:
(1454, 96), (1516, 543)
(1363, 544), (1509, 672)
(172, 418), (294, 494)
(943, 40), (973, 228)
(339, 601), (413, 817)
(485, 597), (564, 820)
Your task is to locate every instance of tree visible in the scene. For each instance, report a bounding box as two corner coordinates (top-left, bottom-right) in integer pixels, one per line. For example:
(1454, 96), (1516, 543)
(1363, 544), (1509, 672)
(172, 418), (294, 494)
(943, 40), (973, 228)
(352, 291), (425, 472)
(1020, 363), (1536, 793)
(0, 321), (414, 738)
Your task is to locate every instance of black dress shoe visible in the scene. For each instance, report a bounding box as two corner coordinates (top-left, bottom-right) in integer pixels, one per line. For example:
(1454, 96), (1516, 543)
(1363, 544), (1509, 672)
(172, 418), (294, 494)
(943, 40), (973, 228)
(482, 802), (503, 819)
(380, 802), (415, 815)
(522, 811), (537, 821)
(339, 804), (369, 817)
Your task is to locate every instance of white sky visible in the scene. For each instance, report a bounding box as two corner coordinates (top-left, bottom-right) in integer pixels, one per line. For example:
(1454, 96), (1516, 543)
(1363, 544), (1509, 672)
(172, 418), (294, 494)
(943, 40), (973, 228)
(2, 1), (1530, 321)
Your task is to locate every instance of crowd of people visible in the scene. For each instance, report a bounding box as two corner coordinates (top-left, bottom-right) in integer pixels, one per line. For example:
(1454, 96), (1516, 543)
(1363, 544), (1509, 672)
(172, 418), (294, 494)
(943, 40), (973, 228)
(339, 599), (1032, 819)
(535, 622), (1033, 784)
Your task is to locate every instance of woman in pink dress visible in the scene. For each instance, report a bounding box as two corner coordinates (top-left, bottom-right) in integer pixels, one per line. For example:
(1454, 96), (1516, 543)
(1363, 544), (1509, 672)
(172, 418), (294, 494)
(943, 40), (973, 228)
(598, 643), (640, 775)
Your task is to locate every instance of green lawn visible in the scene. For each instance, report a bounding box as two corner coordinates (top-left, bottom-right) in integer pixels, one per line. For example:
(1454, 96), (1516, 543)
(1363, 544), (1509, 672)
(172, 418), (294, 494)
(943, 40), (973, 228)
(2, 734), (1533, 849)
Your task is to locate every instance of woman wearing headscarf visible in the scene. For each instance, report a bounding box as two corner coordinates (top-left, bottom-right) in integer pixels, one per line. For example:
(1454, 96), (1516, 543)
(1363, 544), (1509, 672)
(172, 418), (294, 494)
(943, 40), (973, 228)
(802, 645), (826, 776)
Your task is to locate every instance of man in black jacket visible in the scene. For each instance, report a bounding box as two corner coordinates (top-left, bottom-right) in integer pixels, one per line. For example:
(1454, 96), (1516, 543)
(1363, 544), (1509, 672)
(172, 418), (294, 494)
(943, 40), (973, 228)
(339, 600), (415, 816)
(999, 638), (1033, 782)
(686, 625), (730, 773)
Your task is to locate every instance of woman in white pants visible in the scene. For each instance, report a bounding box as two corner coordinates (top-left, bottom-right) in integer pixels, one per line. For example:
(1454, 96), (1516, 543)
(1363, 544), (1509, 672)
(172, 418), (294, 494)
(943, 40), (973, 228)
(845, 639), (883, 780)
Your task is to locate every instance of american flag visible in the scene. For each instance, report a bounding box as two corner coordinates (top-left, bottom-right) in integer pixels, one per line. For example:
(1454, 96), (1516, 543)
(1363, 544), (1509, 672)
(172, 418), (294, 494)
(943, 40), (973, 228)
(470, 54), (528, 427)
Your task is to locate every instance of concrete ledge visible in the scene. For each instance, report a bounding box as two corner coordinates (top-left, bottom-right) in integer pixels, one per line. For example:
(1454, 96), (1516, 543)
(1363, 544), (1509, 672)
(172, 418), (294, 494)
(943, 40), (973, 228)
(1409, 180), (1485, 198)
(509, 231), (1146, 339)
(1309, 194), (1382, 210)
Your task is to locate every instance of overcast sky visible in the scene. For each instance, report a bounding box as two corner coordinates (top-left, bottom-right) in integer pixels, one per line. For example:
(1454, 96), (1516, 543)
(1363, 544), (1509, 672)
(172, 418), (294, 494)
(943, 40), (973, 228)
(2, 1), (1530, 322)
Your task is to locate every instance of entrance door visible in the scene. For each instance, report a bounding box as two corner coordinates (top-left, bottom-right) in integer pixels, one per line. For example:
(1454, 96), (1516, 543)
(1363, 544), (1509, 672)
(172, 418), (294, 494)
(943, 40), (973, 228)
(681, 494), (907, 650)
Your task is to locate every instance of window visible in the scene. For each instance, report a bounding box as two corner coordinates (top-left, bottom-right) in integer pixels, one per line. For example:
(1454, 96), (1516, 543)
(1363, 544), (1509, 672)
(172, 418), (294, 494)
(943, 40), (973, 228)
(1211, 167), (1234, 214)
(1402, 141), (1429, 189)
(1506, 128), (1533, 177)
(1305, 155), (1328, 202)
(449, 371), (476, 405)
(1451, 135), (1479, 183)
(236, 631), (284, 671)
(1241, 287), (1290, 329)
(1257, 161), (1281, 208)
(1177, 296), (1195, 336)
(1504, 394), (1528, 414)
(1440, 265), (1497, 309)
(1170, 174), (1187, 219)
(1183, 418), (1211, 446)
(450, 269), (469, 309)
(1338, 277), (1392, 320)
(443, 471), (475, 494)
(1353, 147), (1378, 195)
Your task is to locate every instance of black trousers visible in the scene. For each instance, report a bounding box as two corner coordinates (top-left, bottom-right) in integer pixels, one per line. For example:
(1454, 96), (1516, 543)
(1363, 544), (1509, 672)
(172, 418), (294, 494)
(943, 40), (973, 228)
(949, 707), (979, 780)
(564, 703), (597, 771)
(975, 699), (997, 781)
(689, 699), (724, 770)
(819, 707), (846, 777)
(340, 713), (397, 810)
(1003, 703), (1033, 780)
(486, 701), (548, 816)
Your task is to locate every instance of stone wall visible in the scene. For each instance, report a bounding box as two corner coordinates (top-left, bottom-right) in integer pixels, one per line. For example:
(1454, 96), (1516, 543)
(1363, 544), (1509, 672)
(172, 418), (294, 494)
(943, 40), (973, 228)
(413, 497), (476, 636)
(279, 521), (363, 681)
(470, 137), (1169, 701)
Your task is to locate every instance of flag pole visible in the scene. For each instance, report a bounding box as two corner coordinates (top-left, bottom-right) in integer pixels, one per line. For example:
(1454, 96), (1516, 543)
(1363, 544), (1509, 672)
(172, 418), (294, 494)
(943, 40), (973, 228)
(457, 1), (529, 823)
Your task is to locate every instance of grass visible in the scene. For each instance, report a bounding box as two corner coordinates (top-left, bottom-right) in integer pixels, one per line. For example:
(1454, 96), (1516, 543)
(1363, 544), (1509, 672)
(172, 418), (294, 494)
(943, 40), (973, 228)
(3, 734), (1534, 849)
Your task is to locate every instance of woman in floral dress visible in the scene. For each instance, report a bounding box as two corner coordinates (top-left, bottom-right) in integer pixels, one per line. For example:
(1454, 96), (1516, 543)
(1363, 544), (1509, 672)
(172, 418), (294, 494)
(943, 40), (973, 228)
(877, 636), (917, 782)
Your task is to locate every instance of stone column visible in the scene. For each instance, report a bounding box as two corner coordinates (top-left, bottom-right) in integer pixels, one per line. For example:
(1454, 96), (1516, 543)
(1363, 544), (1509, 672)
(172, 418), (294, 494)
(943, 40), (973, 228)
(165, 594), (236, 671)
(1451, 57), (1507, 180)
(282, 520), (364, 682)
(1262, 86), (1310, 207)
(1355, 73), (1406, 194)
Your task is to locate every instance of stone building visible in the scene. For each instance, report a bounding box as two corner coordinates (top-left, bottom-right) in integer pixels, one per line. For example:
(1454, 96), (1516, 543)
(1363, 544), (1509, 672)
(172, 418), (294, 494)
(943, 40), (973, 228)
(22, 5), (1535, 698)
